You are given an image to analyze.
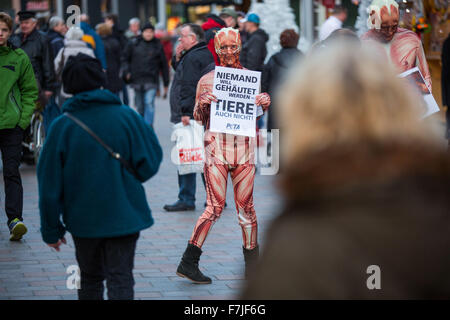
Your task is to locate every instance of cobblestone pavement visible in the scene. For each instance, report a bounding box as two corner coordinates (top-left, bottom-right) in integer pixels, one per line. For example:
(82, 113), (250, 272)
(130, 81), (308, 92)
(0, 95), (282, 300)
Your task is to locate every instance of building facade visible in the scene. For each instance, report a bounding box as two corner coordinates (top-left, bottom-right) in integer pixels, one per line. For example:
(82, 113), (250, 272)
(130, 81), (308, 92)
(1, 0), (349, 48)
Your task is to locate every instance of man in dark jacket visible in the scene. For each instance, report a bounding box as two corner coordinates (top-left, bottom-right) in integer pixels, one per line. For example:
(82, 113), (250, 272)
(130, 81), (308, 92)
(46, 16), (66, 59)
(122, 23), (169, 126)
(10, 11), (56, 100)
(37, 53), (163, 300)
(9, 11), (57, 163)
(240, 13), (269, 72)
(104, 13), (129, 105)
(104, 13), (128, 50)
(165, 23), (214, 212)
(46, 16), (66, 110)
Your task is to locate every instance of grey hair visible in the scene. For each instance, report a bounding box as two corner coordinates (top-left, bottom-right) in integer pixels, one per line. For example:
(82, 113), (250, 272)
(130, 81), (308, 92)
(65, 26), (84, 41)
(182, 23), (205, 42)
(49, 16), (64, 29)
(129, 17), (140, 26)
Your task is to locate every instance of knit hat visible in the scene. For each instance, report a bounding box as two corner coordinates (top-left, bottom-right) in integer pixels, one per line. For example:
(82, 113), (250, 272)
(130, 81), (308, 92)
(62, 53), (106, 94)
(141, 22), (154, 32)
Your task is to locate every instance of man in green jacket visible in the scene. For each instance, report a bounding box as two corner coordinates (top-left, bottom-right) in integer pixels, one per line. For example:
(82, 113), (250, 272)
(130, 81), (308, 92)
(0, 12), (38, 241)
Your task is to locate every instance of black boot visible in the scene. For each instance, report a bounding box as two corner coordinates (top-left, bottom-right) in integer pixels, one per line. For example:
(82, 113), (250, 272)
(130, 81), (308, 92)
(243, 245), (259, 279)
(176, 243), (212, 284)
(164, 201), (195, 212)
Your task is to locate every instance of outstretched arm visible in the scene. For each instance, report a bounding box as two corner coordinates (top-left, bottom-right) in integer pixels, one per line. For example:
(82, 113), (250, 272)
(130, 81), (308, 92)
(193, 72), (216, 124)
(416, 43), (432, 92)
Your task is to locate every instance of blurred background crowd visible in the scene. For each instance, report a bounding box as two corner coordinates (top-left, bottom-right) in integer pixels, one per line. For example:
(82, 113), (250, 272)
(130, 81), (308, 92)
(0, 0), (448, 135)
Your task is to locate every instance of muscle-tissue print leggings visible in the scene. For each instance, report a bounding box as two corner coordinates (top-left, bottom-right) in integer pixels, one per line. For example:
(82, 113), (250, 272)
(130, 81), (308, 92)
(189, 163), (257, 250)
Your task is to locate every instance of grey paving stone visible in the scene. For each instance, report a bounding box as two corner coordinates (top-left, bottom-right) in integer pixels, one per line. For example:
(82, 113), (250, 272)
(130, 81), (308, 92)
(11, 296), (63, 300)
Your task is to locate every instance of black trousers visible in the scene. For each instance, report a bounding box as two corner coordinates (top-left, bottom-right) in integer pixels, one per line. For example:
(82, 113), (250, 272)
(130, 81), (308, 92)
(72, 232), (140, 300)
(0, 127), (24, 226)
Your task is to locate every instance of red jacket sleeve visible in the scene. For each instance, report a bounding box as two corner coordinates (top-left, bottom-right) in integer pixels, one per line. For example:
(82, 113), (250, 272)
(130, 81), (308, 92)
(207, 39), (219, 66)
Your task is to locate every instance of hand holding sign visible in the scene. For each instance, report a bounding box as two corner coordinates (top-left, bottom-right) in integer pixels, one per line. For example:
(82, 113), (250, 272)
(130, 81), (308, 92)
(199, 91), (218, 106)
(255, 93), (271, 112)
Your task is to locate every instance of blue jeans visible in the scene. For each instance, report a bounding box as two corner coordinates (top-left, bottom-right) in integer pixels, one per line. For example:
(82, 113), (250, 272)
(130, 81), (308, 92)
(43, 97), (61, 134)
(122, 85), (129, 105)
(134, 88), (157, 126)
(178, 172), (196, 207)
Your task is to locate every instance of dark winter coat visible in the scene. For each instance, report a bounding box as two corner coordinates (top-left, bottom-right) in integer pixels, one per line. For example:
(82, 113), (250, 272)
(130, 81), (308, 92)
(262, 47), (303, 130)
(101, 35), (124, 93)
(241, 144), (450, 299)
(37, 89), (163, 244)
(442, 34), (450, 139)
(169, 42), (214, 124)
(111, 24), (128, 50)
(239, 29), (249, 46)
(122, 36), (169, 88)
(9, 28), (56, 91)
(201, 14), (226, 65)
(240, 28), (269, 72)
(46, 29), (64, 59)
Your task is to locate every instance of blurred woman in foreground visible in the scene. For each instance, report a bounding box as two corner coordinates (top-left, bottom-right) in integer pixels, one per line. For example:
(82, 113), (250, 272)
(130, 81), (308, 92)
(241, 43), (450, 299)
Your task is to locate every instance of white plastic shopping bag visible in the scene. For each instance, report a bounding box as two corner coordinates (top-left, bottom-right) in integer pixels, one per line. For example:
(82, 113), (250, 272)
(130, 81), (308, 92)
(171, 120), (205, 175)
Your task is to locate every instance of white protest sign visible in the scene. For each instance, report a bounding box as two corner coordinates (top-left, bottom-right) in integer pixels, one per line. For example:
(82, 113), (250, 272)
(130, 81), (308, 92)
(210, 66), (262, 137)
(399, 67), (440, 119)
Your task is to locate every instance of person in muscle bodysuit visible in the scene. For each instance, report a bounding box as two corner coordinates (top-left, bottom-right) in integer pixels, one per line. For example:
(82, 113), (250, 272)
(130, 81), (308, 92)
(361, 0), (432, 91)
(176, 27), (271, 284)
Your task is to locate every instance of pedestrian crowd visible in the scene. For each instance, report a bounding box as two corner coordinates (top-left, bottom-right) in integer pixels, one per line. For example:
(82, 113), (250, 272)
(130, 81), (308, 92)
(0, 0), (449, 300)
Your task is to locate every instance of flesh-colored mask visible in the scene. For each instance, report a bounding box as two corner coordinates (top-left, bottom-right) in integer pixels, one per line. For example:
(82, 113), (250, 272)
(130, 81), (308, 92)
(214, 28), (242, 68)
(378, 5), (399, 42)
